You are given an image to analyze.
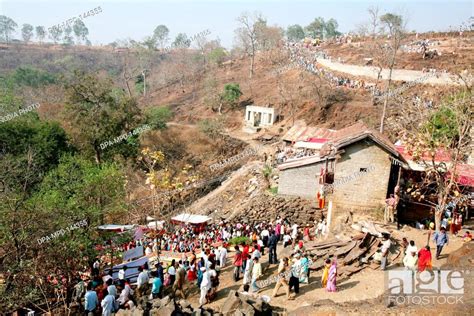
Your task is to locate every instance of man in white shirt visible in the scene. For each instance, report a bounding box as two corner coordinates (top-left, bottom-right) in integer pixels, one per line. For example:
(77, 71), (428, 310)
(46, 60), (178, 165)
(380, 233), (391, 270)
(136, 266), (150, 298)
(102, 270), (113, 284)
(260, 228), (270, 239)
(199, 267), (211, 306)
(145, 245), (152, 256)
(117, 281), (130, 308)
(291, 224), (298, 240)
(219, 246), (228, 268)
(93, 259), (100, 276)
(405, 240), (418, 255)
(118, 266), (127, 280)
(283, 234), (291, 248)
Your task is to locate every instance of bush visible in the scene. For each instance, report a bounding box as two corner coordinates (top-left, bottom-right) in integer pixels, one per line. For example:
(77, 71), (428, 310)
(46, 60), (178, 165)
(263, 164), (272, 178)
(11, 66), (57, 87)
(269, 186), (278, 195)
(146, 106), (173, 130)
(228, 236), (251, 246)
(198, 119), (223, 139)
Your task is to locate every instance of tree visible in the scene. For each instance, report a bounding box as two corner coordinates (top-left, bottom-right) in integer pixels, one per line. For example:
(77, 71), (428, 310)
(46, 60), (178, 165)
(172, 33), (190, 48)
(72, 19), (89, 44)
(0, 154), (126, 312)
(145, 106), (172, 130)
(49, 26), (63, 44)
(153, 24), (169, 49)
(21, 23), (34, 43)
(393, 91), (472, 232)
(305, 17), (325, 39)
(324, 18), (341, 38)
(286, 24), (305, 41)
(62, 25), (74, 45)
(217, 83), (242, 114)
(62, 71), (143, 164)
(368, 6), (380, 38)
(378, 12), (405, 133)
(207, 47), (227, 66)
(0, 15), (18, 43)
(142, 36), (157, 50)
(235, 12), (261, 78)
(255, 18), (283, 51)
(35, 26), (46, 43)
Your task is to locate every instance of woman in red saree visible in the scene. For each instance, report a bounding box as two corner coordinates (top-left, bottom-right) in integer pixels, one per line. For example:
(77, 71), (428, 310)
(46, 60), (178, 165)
(417, 246), (432, 272)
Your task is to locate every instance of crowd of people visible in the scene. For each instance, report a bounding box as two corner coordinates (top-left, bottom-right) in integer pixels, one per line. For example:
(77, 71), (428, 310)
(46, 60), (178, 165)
(67, 216), (336, 314)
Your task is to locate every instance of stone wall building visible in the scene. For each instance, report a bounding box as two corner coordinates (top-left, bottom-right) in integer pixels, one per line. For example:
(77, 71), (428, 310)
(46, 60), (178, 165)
(278, 122), (402, 215)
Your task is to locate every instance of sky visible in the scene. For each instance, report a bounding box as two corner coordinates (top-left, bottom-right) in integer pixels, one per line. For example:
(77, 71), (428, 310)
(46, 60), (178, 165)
(0, 0), (472, 48)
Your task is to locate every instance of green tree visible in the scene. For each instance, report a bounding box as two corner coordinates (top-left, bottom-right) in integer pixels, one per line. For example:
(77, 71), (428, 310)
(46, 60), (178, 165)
(0, 154), (126, 312)
(62, 71), (143, 164)
(153, 24), (169, 49)
(0, 15), (18, 43)
(217, 83), (242, 114)
(62, 25), (74, 45)
(73, 19), (89, 43)
(207, 47), (227, 66)
(380, 13), (403, 34)
(286, 24), (305, 41)
(145, 106), (173, 129)
(21, 23), (34, 43)
(396, 91), (472, 232)
(324, 18), (341, 38)
(35, 25), (46, 43)
(49, 26), (63, 44)
(11, 66), (57, 87)
(305, 17), (325, 39)
(142, 36), (157, 49)
(173, 33), (190, 48)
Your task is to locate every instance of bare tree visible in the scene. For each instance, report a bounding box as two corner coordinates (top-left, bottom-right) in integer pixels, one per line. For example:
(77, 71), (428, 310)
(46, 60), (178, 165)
(368, 6), (380, 38)
(235, 12), (261, 79)
(378, 13), (406, 133)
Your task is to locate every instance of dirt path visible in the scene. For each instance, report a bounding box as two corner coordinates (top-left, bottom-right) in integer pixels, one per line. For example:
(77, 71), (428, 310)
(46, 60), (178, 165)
(316, 58), (462, 85)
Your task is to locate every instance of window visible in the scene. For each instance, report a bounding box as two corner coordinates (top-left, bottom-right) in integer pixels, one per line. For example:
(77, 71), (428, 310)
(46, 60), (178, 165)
(268, 113), (272, 123)
(247, 111), (251, 121)
(360, 168), (368, 173)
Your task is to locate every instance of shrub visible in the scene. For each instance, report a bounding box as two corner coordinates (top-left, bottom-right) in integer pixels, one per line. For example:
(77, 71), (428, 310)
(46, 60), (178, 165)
(228, 236), (251, 246)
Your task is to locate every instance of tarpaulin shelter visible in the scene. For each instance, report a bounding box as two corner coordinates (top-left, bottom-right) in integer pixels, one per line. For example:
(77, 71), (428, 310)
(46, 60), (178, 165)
(171, 213), (212, 232)
(97, 224), (136, 232)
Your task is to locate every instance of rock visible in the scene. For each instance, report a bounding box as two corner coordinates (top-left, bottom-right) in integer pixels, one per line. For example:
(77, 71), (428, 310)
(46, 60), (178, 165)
(221, 290), (241, 314)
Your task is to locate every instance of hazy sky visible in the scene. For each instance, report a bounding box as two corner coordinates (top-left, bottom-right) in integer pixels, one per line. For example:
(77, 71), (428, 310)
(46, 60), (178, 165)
(1, 0), (472, 48)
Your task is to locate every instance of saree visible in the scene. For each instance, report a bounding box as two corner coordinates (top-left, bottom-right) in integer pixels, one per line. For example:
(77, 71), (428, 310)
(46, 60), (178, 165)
(321, 264), (330, 288)
(299, 257), (309, 283)
(417, 248), (432, 272)
(326, 261), (337, 292)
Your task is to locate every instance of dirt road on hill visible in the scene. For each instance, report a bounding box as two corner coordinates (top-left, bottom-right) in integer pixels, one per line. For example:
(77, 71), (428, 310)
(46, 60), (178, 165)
(316, 58), (462, 85)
